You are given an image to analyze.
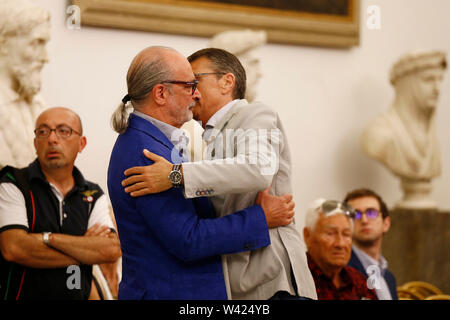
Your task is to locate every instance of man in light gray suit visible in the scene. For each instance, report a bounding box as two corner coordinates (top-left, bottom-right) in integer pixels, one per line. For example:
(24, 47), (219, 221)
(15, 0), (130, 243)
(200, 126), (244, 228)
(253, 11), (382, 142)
(122, 48), (317, 300)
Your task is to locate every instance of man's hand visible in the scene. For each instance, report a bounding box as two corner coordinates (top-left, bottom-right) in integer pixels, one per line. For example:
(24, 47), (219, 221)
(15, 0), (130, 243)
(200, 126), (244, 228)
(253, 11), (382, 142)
(85, 224), (111, 237)
(256, 187), (295, 228)
(122, 149), (173, 196)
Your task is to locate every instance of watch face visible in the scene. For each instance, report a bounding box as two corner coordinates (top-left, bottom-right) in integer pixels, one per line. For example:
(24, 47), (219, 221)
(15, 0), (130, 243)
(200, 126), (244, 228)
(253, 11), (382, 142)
(170, 171), (182, 184)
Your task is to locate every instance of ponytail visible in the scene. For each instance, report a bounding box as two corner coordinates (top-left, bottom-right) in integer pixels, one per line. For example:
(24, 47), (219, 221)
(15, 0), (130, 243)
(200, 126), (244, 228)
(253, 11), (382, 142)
(111, 97), (132, 134)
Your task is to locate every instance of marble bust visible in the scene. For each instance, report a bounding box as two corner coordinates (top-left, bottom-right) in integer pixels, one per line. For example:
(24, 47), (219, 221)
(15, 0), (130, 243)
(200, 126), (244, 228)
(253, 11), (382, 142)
(362, 50), (447, 209)
(209, 29), (267, 102)
(0, 0), (51, 168)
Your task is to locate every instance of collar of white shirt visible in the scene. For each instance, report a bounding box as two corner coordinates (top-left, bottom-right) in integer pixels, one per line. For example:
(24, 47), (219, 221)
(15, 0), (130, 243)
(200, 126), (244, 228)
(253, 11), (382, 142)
(133, 110), (189, 159)
(352, 244), (388, 275)
(352, 245), (392, 299)
(202, 99), (243, 141)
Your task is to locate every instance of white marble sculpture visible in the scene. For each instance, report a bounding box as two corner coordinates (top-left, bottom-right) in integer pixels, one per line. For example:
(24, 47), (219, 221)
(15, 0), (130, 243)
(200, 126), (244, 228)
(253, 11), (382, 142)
(362, 50), (447, 210)
(209, 29), (267, 102)
(0, 0), (50, 168)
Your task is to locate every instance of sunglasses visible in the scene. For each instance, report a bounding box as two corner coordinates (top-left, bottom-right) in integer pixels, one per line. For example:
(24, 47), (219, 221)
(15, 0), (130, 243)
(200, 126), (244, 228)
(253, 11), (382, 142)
(320, 200), (355, 219)
(353, 208), (380, 220)
(161, 79), (199, 95)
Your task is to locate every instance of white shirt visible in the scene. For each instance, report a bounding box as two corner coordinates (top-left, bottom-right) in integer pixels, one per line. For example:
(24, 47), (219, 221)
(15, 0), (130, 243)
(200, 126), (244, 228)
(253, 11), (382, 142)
(352, 245), (393, 300)
(134, 110), (189, 161)
(0, 182), (115, 232)
(202, 99), (241, 142)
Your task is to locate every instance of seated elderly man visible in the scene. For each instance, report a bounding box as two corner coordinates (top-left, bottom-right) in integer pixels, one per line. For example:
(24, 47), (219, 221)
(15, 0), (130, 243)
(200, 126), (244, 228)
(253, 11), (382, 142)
(303, 199), (377, 300)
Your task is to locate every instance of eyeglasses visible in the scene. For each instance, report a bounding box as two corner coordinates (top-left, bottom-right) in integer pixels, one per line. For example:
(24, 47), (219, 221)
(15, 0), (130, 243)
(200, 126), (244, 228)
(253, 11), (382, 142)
(34, 125), (81, 139)
(354, 208), (380, 220)
(194, 72), (226, 78)
(320, 200), (355, 219)
(161, 79), (199, 95)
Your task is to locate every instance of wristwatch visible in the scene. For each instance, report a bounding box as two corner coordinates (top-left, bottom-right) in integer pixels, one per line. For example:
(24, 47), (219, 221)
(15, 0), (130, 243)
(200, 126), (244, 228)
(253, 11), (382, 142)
(42, 232), (52, 246)
(168, 164), (183, 188)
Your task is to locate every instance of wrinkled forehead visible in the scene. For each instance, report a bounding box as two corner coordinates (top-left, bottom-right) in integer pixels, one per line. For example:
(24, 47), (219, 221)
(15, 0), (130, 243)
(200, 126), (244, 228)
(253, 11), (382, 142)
(317, 213), (352, 231)
(163, 49), (192, 72)
(190, 56), (214, 72)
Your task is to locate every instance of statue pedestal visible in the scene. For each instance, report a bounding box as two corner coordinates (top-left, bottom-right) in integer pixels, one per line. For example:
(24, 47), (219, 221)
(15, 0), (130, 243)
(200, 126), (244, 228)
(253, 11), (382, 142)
(382, 209), (450, 293)
(395, 179), (437, 210)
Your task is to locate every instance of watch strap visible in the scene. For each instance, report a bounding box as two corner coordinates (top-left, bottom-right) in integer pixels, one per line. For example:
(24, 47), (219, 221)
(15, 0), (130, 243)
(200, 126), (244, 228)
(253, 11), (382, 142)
(169, 164), (182, 188)
(42, 232), (52, 246)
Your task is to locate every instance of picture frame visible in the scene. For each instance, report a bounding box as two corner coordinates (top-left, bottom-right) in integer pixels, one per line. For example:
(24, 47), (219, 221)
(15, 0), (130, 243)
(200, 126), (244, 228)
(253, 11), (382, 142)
(72, 0), (360, 47)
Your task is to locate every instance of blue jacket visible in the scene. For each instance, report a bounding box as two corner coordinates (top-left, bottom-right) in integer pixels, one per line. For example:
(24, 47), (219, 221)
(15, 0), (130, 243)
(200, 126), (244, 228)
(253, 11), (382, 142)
(348, 250), (398, 300)
(107, 114), (270, 299)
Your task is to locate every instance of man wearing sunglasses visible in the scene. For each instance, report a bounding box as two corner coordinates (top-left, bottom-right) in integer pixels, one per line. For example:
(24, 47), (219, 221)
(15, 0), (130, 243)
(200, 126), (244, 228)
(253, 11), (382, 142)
(344, 188), (398, 300)
(303, 199), (377, 300)
(0, 107), (121, 300)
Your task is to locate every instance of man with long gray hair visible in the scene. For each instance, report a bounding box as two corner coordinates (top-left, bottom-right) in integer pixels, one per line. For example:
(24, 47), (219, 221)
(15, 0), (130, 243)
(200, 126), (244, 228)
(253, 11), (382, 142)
(107, 46), (296, 299)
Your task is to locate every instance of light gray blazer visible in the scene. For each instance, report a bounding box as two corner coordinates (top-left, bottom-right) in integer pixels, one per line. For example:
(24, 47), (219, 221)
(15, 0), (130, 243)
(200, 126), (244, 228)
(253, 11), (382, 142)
(183, 99), (317, 300)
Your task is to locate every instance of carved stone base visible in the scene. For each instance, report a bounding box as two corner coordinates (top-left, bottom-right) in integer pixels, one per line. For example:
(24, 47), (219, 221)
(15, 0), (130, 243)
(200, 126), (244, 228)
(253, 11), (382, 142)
(382, 209), (450, 294)
(395, 179), (438, 210)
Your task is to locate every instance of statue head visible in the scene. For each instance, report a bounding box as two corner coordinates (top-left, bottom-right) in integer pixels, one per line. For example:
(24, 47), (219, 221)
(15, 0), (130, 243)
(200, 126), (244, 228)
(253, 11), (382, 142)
(390, 50), (447, 115)
(210, 29), (266, 102)
(0, 0), (51, 102)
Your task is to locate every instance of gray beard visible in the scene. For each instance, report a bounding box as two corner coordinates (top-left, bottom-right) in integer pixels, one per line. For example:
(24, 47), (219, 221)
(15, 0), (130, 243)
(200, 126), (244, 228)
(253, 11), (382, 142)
(12, 66), (42, 102)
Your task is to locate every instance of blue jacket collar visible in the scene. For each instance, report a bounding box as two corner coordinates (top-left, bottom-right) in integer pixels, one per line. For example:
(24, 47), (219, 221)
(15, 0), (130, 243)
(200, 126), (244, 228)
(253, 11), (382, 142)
(128, 113), (174, 150)
(127, 113), (186, 163)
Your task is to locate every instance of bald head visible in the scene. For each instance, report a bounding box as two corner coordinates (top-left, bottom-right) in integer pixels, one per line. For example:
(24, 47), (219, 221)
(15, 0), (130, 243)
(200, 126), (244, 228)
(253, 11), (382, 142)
(34, 107), (86, 171)
(36, 107), (83, 135)
(126, 46), (180, 108)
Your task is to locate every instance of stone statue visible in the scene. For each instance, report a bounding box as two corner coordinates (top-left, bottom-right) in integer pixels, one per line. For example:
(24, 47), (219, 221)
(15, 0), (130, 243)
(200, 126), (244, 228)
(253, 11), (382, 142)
(362, 50), (447, 210)
(0, 0), (51, 168)
(209, 29), (267, 102)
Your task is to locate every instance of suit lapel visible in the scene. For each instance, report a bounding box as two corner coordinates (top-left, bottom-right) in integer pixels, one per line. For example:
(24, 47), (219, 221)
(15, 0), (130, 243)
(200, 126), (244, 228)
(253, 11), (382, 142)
(208, 99), (248, 142)
(350, 250), (368, 277)
(128, 113), (185, 161)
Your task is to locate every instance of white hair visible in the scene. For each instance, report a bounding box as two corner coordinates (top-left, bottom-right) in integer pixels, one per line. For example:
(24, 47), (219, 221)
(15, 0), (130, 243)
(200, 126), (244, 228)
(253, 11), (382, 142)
(304, 198), (354, 231)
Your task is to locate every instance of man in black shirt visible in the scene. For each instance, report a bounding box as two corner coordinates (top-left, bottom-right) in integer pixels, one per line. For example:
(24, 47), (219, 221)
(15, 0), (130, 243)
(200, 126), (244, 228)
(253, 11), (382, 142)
(0, 107), (121, 300)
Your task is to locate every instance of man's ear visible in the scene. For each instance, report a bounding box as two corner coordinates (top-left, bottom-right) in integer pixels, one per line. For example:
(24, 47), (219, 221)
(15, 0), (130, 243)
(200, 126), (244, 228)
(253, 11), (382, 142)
(78, 136), (87, 153)
(303, 227), (311, 248)
(153, 84), (167, 105)
(382, 216), (391, 234)
(219, 73), (235, 96)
